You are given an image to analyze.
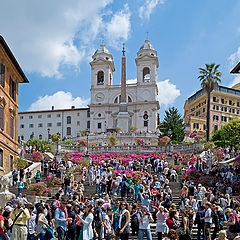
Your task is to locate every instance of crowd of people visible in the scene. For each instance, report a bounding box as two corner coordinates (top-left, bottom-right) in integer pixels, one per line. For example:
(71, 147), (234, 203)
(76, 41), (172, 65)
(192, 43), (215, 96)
(0, 149), (239, 240)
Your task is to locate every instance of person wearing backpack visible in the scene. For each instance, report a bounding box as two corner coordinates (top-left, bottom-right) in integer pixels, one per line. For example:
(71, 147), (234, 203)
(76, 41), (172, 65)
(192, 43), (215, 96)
(225, 208), (240, 240)
(112, 177), (119, 196)
(94, 201), (103, 240)
(12, 169), (18, 186)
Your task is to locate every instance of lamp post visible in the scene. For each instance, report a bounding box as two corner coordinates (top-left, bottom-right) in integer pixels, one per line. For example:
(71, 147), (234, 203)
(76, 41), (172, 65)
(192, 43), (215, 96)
(47, 128), (50, 142)
(56, 132), (60, 155)
(168, 128), (172, 153)
(86, 129), (90, 157)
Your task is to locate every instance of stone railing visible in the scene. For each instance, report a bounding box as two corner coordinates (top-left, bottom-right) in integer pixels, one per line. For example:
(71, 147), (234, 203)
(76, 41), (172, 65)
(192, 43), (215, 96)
(59, 142), (203, 154)
(2, 162), (41, 187)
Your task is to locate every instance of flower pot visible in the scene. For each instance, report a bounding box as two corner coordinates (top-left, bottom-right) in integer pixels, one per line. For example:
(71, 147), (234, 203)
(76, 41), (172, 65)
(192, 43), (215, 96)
(30, 191), (36, 196)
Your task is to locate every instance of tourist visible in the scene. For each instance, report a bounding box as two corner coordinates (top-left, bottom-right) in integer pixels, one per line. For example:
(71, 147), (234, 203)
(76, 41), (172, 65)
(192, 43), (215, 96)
(0, 206), (7, 240)
(35, 170), (41, 183)
(225, 208), (239, 240)
(27, 205), (37, 240)
(54, 197), (68, 240)
(130, 203), (139, 240)
(78, 204), (94, 240)
(117, 202), (130, 240)
(20, 168), (25, 182)
(12, 169), (18, 186)
(26, 169), (32, 185)
(93, 200), (103, 240)
(103, 207), (114, 240)
(17, 180), (24, 197)
(178, 210), (191, 240)
(138, 205), (154, 240)
(156, 206), (169, 240)
(202, 202), (212, 240)
(166, 229), (179, 240)
(10, 201), (30, 240)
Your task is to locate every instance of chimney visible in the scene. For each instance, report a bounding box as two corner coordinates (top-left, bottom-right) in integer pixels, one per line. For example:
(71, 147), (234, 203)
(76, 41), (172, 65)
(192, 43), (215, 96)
(71, 106), (75, 109)
(52, 106), (54, 110)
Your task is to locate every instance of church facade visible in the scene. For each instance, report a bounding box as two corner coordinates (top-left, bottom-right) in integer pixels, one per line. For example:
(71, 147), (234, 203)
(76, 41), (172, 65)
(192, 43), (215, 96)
(89, 39), (160, 133)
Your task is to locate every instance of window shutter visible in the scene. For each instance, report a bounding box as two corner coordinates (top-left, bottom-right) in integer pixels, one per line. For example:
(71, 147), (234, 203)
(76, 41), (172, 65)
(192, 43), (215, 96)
(0, 107), (4, 130)
(13, 81), (16, 101)
(0, 64), (5, 88)
(10, 117), (14, 138)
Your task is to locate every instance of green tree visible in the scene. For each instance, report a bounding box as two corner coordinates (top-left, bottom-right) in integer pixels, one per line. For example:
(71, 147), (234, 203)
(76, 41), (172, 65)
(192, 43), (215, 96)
(159, 107), (185, 142)
(198, 63), (221, 141)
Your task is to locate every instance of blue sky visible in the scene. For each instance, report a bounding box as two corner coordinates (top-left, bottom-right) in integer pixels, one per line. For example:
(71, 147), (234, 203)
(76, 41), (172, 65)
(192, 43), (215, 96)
(1, 0), (240, 120)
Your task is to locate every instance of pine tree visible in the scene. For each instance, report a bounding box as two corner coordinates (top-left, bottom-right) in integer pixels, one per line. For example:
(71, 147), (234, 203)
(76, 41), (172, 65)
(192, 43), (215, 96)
(159, 107), (185, 142)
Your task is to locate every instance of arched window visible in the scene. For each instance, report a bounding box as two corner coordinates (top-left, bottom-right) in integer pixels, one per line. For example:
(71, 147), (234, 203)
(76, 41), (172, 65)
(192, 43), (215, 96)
(67, 116), (71, 124)
(143, 67), (150, 82)
(128, 96), (132, 103)
(114, 95), (132, 103)
(67, 127), (71, 136)
(39, 134), (42, 139)
(97, 71), (104, 85)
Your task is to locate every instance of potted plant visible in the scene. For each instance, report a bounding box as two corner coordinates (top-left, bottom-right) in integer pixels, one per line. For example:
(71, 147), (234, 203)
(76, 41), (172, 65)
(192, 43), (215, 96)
(78, 139), (87, 146)
(109, 136), (118, 146)
(50, 133), (61, 143)
(46, 174), (63, 187)
(27, 182), (47, 196)
(135, 138), (144, 146)
(30, 152), (44, 162)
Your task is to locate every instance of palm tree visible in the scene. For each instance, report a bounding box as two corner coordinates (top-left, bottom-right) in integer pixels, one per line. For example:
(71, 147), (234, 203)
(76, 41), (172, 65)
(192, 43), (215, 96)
(198, 63), (221, 142)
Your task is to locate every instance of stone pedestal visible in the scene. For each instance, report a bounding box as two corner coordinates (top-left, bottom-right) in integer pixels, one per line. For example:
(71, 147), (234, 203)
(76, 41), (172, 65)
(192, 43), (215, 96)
(117, 110), (131, 132)
(0, 190), (15, 207)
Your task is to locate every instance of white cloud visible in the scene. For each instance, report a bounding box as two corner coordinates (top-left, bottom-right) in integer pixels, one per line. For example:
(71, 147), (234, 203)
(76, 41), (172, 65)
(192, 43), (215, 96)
(157, 79), (181, 105)
(0, 0), (131, 78)
(228, 75), (240, 88)
(28, 91), (90, 111)
(106, 4), (131, 48)
(228, 47), (240, 67)
(139, 0), (165, 20)
(126, 78), (137, 84)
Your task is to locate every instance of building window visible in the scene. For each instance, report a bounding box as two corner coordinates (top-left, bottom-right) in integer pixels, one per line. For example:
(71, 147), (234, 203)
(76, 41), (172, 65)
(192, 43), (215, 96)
(47, 123), (52, 127)
(57, 122), (61, 127)
(0, 149), (3, 167)
(98, 122), (102, 129)
(38, 123), (43, 128)
(221, 107), (227, 112)
(67, 127), (71, 136)
(39, 134), (42, 139)
(20, 124), (24, 129)
(213, 96), (217, 102)
(29, 116), (33, 119)
(237, 102), (240, 107)
(77, 121), (80, 126)
(0, 106), (4, 131)
(0, 63), (5, 88)
(213, 115), (219, 121)
(128, 96), (132, 103)
(221, 116), (227, 122)
(20, 116), (23, 120)
(87, 121), (90, 129)
(221, 98), (225, 104)
(229, 100), (233, 105)
(143, 67), (150, 82)
(21, 136), (24, 140)
(144, 120), (148, 127)
(38, 115), (42, 119)
(57, 114), (61, 118)
(29, 124), (34, 128)
(10, 117), (14, 139)
(213, 105), (219, 110)
(77, 112), (80, 117)
(87, 110), (90, 118)
(9, 76), (16, 101)
(47, 114), (51, 118)
(214, 125), (218, 131)
(10, 155), (13, 171)
(67, 116), (71, 124)
(30, 133), (34, 139)
(97, 71), (104, 85)
(193, 123), (199, 129)
(203, 108), (205, 113)
(237, 110), (240, 115)
(229, 108), (235, 114)
(203, 124), (206, 130)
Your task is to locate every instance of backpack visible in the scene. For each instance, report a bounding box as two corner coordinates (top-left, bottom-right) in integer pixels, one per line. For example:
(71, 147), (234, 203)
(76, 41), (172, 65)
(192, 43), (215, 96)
(229, 215), (240, 233)
(113, 180), (118, 187)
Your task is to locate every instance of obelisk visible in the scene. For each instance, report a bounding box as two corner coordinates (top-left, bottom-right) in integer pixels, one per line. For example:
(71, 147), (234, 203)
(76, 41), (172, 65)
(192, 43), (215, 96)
(117, 44), (130, 132)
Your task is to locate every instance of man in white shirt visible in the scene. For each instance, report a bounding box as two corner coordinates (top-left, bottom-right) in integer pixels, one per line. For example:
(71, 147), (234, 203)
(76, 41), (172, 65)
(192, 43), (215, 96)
(202, 202), (212, 240)
(137, 206), (154, 240)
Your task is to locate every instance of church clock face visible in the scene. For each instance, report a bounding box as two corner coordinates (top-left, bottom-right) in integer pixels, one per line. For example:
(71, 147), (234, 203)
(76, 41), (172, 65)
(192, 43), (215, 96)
(95, 92), (105, 102)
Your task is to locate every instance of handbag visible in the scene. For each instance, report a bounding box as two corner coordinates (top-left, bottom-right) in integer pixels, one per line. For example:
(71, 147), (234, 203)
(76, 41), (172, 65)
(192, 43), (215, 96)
(105, 227), (115, 239)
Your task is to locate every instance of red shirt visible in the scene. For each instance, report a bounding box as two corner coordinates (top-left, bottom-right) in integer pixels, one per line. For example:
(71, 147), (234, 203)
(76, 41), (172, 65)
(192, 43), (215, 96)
(0, 215), (4, 234)
(166, 218), (174, 229)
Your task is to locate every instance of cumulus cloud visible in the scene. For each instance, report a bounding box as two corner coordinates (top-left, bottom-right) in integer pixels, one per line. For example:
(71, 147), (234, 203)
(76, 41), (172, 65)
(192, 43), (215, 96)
(28, 91), (90, 111)
(139, 0), (165, 20)
(106, 4), (131, 48)
(157, 79), (181, 105)
(228, 75), (240, 88)
(0, 0), (132, 78)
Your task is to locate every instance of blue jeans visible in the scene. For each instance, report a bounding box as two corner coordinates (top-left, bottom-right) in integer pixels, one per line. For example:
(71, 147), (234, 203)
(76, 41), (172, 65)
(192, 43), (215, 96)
(197, 226), (204, 240)
(17, 188), (23, 197)
(138, 229), (152, 240)
(64, 185), (69, 195)
(27, 233), (37, 240)
(38, 233), (46, 240)
(96, 184), (100, 194)
(57, 227), (67, 240)
(0, 234), (7, 240)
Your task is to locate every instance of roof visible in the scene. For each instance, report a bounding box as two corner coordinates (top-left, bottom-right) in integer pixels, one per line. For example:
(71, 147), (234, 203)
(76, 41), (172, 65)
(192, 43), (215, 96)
(0, 36), (29, 83)
(139, 39), (155, 51)
(94, 41), (110, 55)
(230, 62), (240, 74)
(19, 107), (90, 114)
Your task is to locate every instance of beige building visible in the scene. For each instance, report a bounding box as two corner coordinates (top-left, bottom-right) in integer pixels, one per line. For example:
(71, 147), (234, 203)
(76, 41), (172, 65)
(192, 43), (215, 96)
(0, 36), (28, 176)
(184, 84), (240, 135)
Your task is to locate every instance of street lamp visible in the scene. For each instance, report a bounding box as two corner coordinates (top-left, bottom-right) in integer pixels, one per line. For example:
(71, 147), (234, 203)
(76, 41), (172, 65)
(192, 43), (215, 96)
(86, 129), (90, 157)
(47, 128), (50, 142)
(168, 128), (172, 153)
(56, 132), (61, 155)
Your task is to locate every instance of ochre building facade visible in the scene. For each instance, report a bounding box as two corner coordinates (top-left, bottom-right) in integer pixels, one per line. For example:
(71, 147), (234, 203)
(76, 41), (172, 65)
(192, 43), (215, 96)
(0, 36), (28, 176)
